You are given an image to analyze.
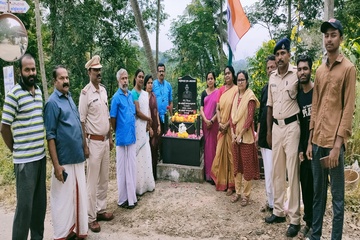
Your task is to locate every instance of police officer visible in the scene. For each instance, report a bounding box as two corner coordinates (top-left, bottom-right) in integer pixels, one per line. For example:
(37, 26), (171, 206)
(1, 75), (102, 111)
(79, 55), (114, 233)
(264, 38), (301, 238)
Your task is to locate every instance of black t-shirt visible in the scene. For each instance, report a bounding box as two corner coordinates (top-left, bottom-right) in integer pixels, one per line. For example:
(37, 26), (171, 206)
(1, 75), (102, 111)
(258, 84), (269, 149)
(297, 88), (313, 161)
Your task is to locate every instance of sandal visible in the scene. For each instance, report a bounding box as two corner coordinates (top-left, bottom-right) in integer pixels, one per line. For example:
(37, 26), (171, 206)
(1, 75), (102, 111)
(231, 194), (241, 203)
(298, 225), (310, 239)
(240, 196), (249, 207)
(226, 189), (234, 196)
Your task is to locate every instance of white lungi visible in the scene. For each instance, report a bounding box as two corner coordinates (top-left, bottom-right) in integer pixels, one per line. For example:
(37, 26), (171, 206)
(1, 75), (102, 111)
(261, 147), (274, 208)
(51, 162), (88, 239)
(116, 144), (137, 206)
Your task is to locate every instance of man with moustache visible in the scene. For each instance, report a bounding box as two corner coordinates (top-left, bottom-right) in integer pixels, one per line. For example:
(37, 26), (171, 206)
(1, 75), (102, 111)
(44, 66), (88, 240)
(265, 38), (301, 238)
(306, 19), (356, 240)
(256, 54), (277, 213)
(1, 54), (47, 240)
(153, 63), (173, 160)
(296, 55), (314, 239)
(110, 68), (137, 209)
(79, 55), (114, 233)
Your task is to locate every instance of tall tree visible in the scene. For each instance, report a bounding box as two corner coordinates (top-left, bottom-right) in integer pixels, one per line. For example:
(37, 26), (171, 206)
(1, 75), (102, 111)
(130, 0), (157, 78)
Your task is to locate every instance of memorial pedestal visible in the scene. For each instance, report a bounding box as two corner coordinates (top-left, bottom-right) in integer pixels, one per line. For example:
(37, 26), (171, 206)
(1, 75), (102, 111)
(158, 136), (204, 182)
(161, 136), (203, 166)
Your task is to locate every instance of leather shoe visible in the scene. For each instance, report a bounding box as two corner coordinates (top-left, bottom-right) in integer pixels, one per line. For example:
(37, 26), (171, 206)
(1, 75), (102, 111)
(96, 212), (114, 221)
(88, 221), (101, 232)
(286, 224), (300, 237)
(265, 214), (286, 224)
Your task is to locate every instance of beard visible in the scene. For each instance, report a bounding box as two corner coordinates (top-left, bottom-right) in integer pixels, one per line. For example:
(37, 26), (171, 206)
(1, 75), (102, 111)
(299, 75), (311, 84)
(120, 83), (128, 91)
(22, 74), (37, 87)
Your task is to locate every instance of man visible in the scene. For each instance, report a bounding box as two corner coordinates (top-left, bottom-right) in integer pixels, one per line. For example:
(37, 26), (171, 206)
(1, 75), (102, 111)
(79, 55), (114, 233)
(256, 54), (277, 213)
(296, 54), (314, 239)
(110, 68), (138, 209)
(265, 38), (301, 238)
(44, 66), (88, 240)
(153, 63), (173, 132)
(306, 19), (356, 240)
(182, 84), (192, 99)
(1, 54), (46, 240)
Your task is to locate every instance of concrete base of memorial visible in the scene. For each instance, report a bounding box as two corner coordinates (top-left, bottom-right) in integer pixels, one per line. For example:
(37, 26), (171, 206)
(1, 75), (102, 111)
(157, 156), (204, 183)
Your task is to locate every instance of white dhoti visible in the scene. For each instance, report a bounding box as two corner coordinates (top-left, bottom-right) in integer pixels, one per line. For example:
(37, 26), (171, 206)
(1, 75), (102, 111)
(116, 144), (137, 206)
(51, 162), (88, 240)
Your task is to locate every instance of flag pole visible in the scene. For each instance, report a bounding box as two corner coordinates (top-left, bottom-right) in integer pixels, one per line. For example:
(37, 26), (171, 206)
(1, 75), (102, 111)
(228, 44), (233, 66)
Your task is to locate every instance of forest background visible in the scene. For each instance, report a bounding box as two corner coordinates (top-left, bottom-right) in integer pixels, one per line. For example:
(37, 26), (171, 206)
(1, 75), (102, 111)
(0, 0), (359, 208)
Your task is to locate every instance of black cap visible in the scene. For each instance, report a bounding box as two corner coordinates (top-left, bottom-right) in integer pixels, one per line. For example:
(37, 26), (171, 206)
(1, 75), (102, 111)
(321, 18), (343, 36)
(273, 38), (290, 54)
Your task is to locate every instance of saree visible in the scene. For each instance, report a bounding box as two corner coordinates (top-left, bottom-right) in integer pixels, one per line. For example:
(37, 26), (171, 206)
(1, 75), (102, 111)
(135, 90), (155, 195)
(149, 92), (160, 179)
(202, 89), (219, 181)
(210, 85), (237, 191)
(231, 88), (260, 181)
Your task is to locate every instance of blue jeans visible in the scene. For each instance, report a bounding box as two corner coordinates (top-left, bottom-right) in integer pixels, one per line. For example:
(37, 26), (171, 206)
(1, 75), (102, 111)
(310, 144), (344, 240)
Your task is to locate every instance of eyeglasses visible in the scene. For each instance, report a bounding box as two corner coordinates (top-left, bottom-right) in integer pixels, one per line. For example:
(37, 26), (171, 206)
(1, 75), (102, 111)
(158, 70), (165, 73)
(237, 79), (246, 83)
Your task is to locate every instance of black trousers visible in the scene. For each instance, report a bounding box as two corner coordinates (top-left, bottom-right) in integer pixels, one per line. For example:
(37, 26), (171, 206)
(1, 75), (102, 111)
(300, 159), (313, 227)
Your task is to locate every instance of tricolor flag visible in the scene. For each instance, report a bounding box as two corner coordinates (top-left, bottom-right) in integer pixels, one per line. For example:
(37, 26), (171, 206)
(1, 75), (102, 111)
(227, 0), (250, 53)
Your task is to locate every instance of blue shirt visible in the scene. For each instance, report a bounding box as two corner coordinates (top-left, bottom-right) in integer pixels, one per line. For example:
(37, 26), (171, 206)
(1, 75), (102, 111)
(44, 89), (85, 165)
(110, 88), (136, 146)
(153, 79), (172, 122)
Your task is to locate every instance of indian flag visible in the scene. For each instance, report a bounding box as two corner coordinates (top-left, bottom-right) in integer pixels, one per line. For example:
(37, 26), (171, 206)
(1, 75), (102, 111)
(227, 0), (250, 53)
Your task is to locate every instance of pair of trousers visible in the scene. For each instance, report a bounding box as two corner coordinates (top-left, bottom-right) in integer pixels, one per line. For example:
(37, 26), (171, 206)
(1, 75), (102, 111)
(310, 144), (344, 240)
(272, 121), (301, 225)
(261, 147), (274, 208)
(13, 157), (46, 240)
(300, 159), (313, 227)
(234, 173), (251, 197)
(86, 139), (110, 223)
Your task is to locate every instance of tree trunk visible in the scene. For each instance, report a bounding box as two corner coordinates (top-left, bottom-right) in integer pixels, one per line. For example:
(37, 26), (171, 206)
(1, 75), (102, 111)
(129, 0), (157, 78)
(34, 0), (48, 100)
(287, 0), (292, 35)
(156, 0), (160, 66)
(324, 0), (334, 20)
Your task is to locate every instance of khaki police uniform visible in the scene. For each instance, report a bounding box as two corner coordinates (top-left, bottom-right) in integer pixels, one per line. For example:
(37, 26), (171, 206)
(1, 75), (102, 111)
(79, 81), (111, 223)
(267, 64), (301, 225)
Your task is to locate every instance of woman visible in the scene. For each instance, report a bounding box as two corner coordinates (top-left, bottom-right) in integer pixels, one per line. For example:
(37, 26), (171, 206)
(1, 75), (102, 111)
(200, 72), (219, 183)
(210, 66), (238, 194)
(230, 70), (260, 206)
(131, 69), (155, 195)
(144, 74), (161, 180)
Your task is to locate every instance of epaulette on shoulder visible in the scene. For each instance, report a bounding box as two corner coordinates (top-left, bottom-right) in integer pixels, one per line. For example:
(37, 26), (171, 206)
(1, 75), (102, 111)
(81, 84), (91, 95)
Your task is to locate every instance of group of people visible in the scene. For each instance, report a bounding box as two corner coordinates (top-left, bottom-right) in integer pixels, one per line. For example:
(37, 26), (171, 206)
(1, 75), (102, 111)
(0, 52), (173, 239)
(200, 19), (356, 240)
(0, 18), (356, 240)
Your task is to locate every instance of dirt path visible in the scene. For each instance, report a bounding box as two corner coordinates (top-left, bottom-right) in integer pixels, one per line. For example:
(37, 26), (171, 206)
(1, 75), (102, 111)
(1, 179), (359, 239)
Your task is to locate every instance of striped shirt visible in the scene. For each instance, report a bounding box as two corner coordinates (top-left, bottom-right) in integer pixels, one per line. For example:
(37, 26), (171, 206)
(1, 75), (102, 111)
(1, 84), (46, 164)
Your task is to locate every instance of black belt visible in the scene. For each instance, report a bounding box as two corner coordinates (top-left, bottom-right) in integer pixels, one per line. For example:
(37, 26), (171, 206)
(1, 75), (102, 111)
(273, 114), (298, 126)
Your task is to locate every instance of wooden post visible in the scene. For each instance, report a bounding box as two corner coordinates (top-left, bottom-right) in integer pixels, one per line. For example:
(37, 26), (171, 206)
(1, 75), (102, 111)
(34, 0), (48, 100)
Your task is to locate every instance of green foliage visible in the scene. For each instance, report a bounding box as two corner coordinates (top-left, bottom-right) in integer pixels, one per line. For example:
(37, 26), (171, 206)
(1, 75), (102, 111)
(247, 40), (276, 99)
(169, 0), (226, 80)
